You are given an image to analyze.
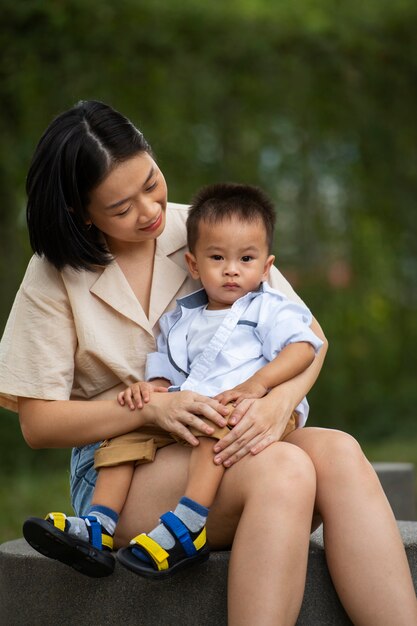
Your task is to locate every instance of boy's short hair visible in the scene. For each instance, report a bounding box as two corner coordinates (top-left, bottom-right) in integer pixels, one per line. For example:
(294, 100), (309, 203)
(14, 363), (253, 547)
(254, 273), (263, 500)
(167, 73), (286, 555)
(187, 183), (276, 253)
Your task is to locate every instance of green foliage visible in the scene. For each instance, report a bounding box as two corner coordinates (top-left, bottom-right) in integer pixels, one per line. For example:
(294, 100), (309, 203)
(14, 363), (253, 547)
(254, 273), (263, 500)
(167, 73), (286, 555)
(1, 0), (417, 443)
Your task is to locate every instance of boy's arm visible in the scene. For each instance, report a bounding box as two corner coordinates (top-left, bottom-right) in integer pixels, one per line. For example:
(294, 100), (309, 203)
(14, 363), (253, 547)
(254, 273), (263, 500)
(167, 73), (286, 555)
(215, 341), (315, 405)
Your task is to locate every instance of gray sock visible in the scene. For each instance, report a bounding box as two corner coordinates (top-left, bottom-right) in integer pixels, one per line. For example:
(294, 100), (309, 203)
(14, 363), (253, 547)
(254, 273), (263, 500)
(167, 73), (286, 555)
(66, 508), (117, 540)
(148, 496), (208, 549)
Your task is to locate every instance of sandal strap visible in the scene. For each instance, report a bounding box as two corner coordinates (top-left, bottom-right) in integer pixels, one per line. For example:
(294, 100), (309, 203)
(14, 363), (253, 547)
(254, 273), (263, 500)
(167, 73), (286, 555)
(130, 534), (170, 571)
(160, 511), (197, 557)
(45, 512), (68, 532)
(45, 512), (113, 551)
(81, 515), (114, 551)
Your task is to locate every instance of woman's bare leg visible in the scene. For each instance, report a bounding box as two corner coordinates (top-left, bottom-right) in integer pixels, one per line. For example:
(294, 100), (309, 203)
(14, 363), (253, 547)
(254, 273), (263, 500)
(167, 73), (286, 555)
(116, 441), (316, 626)
(286, 427), (417, 626)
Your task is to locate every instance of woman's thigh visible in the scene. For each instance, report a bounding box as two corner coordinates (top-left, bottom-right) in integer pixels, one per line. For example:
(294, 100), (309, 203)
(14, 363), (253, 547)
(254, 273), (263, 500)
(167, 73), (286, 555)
(115, 437), (316, 549)
(284, 426), (366, 469)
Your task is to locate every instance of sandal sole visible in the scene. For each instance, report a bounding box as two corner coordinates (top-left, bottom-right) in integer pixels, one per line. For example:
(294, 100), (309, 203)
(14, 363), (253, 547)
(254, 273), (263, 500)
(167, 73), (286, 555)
(117, 544), (210, 579)
(23, 517), (115, 577)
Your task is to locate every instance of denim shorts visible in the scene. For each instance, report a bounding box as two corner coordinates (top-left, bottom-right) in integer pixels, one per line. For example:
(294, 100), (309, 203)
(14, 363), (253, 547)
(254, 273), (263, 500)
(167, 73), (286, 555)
(70, 442), (101, 516)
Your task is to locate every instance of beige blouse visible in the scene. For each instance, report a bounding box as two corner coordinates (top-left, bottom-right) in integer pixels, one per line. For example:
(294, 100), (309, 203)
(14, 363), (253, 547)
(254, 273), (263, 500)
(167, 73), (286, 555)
(0, 203), (305, 413)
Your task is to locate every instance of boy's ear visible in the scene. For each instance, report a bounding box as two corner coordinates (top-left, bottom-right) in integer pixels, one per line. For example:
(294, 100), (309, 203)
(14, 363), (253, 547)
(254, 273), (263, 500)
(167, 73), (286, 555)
(185, 252), (200, 279)
(262, 255), (275, 281)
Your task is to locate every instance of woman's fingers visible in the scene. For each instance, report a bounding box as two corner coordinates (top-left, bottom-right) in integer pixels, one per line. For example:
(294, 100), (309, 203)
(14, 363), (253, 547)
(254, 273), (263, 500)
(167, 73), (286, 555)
(227, 398), (255, 427)
(212, 397), (284, 466)
(148, 391), (228, 443)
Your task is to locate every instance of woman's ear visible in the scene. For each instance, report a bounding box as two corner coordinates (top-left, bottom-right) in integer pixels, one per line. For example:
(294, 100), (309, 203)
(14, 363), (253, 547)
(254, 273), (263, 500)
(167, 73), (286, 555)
(185, 252), (200, 279)
(262, 255), (275, 281)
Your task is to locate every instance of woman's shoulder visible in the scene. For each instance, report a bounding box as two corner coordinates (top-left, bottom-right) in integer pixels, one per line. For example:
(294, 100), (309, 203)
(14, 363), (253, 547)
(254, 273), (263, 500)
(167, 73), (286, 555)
(166, 202), (189, 225)
(19, 254), (65, 293)
(158, 202), (189, 253)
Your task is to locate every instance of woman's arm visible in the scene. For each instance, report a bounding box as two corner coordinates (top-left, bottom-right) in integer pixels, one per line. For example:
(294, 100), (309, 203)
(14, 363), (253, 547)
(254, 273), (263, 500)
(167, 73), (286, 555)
(212, 317), (328, 466)
(18, 391), (230, 449)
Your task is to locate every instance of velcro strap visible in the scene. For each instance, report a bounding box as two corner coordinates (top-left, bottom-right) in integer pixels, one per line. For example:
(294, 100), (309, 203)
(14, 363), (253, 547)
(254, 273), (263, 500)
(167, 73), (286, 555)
(46, 512), (67, 532)
(102, 534), (113, 550)
(193, 526), (207, 551)
(160, 512), (196, 557)
(131, 534), (169, 571)
(82, 515), (102, 549)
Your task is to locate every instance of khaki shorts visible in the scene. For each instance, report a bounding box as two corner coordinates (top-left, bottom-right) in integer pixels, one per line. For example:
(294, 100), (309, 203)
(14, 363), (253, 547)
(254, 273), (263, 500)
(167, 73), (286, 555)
(94, 409), (297, 470)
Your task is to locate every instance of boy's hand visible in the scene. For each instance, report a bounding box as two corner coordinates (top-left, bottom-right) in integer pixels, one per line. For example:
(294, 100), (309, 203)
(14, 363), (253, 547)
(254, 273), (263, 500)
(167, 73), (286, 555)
(214, 379), (268, 408)
(117, 381), (169, 410)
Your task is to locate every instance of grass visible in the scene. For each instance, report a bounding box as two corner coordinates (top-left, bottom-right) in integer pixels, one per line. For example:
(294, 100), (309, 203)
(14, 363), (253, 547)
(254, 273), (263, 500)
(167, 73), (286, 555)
(0, 409), (416, 544)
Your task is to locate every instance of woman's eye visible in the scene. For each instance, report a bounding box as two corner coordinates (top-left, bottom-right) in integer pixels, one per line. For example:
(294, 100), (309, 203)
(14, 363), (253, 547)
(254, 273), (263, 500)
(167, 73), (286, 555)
(145, 181), (158, 192)
(117, 206), (131, 217)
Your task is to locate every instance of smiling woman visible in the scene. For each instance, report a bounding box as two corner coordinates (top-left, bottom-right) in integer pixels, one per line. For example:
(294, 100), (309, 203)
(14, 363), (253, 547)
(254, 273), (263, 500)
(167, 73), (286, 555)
(0, 101), (416, 625)
(88, 155), (167, 241)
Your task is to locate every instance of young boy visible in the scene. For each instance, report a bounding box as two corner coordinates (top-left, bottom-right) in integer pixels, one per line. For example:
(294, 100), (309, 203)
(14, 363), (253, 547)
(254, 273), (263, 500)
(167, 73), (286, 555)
(23, 183), (322, 579)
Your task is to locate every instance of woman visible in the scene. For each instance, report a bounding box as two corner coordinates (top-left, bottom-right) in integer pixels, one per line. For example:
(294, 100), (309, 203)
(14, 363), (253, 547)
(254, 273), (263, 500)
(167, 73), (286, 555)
(0, 101), (415, 625)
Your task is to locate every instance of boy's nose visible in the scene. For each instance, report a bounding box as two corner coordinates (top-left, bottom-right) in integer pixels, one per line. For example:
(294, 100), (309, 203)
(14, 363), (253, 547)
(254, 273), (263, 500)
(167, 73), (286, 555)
(224, 264), (239, 276)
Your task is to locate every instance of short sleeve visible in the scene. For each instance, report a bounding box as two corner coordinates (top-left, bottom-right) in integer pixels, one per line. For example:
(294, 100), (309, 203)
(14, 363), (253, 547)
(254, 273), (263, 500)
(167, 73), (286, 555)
(255, 292), (323, 362)
(0, 257), (76, 411)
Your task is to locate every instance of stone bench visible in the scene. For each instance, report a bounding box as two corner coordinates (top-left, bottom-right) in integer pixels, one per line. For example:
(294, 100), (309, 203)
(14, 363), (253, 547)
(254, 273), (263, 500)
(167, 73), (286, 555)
(372, 462), (416, 521)
(1, 462), (416, 625)
(1, 522), (416, 626)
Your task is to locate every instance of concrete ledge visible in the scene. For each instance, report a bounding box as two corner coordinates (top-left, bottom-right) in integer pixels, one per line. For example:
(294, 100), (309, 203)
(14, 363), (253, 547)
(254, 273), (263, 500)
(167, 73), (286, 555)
(373, 462), (416, 521)
(1, 522), (416, 626)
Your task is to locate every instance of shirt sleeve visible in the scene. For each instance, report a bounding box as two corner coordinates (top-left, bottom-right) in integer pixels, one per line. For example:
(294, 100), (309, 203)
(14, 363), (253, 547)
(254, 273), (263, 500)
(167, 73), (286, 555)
(257, 296), (323, 362)
(0, 258), (76, 411)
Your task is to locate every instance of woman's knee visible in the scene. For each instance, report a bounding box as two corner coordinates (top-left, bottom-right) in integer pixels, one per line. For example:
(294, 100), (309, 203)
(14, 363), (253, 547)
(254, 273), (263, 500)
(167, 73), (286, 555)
(313, 429), (372, 479)
(238, 443), (317, 501)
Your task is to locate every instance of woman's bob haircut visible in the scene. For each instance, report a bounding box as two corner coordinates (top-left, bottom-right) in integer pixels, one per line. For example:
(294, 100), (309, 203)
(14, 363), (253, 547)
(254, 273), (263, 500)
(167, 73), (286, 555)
(26, 100), (152, 271)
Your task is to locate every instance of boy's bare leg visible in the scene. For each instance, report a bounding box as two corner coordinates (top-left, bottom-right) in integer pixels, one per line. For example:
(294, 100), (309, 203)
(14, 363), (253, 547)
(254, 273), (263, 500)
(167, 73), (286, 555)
(92, 463), (135, 514)
(185, 437), (225, 507)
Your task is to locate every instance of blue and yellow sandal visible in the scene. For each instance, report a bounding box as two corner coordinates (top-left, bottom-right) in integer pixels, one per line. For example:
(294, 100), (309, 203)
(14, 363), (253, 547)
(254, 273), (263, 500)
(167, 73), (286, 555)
(117, 511), (210, 579)
(22, 512), (115, 577)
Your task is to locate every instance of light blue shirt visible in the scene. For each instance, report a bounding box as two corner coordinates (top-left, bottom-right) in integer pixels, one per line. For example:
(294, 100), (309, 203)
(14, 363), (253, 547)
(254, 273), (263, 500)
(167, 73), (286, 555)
(146, 282), (323, 426)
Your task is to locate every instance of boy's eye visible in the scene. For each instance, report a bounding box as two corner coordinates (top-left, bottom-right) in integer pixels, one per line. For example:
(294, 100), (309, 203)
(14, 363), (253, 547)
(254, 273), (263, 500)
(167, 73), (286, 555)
(241, 255), (253, 262)
(211, 255), (223, 261)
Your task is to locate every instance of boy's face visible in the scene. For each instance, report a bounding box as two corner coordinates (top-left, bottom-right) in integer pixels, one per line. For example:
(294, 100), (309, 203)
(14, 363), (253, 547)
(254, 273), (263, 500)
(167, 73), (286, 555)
(185, 215), (275, 310)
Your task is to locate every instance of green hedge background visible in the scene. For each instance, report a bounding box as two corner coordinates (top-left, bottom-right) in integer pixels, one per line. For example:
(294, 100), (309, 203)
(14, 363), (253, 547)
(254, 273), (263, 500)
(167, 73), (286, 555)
(1, 0), (417, 541)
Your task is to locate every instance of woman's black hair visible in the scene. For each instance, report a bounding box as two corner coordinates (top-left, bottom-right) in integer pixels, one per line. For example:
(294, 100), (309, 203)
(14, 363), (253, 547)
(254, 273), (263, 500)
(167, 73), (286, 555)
(26, 100), (152, 270)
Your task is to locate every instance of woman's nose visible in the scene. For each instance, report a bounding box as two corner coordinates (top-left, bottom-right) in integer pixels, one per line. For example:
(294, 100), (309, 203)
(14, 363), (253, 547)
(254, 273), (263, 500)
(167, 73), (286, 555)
(137, 200), (159, 224)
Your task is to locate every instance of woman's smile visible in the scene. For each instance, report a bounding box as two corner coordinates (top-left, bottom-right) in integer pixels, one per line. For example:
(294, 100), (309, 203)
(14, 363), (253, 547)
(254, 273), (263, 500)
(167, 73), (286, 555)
(139, 212), (163, 232)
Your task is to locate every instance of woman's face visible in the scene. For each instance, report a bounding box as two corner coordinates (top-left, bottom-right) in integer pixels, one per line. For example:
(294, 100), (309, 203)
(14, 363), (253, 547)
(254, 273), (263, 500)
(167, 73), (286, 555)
(87, 152), (168, 250)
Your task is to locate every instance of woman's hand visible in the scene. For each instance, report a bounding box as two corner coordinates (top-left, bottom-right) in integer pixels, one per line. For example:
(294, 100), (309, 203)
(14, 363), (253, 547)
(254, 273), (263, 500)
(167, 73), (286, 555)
(212, 389), (294, 467)
(145, 390), (230, 447)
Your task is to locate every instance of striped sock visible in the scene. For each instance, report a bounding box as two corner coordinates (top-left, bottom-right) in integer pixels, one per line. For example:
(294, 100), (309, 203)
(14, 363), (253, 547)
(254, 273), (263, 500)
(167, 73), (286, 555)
(67, 505), (118, 541)
(132, 496), (208, 563)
